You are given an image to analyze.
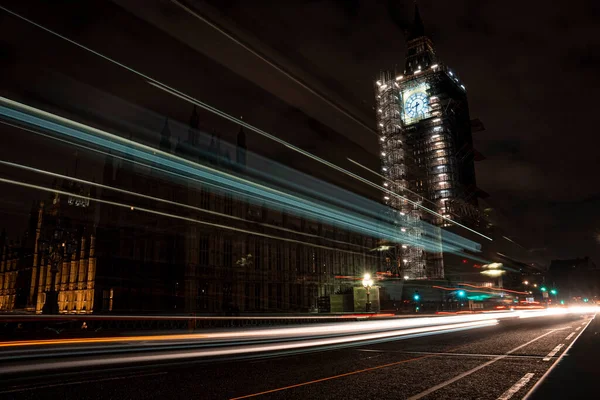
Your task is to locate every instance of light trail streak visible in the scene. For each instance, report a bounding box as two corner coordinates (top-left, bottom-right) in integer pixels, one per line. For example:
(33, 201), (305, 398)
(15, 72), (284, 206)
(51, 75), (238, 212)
(168, 0), (376, 135)
(0, 100), (403, 244)
(0, 158), (370, 251)
(457, 283), (530, 295)
(0, 309), (587, 350)
(147, 79), (490, 243)
(0, 320), (498, 375)
(347, 157), (492, 241)
(0, 176), (376, 257)
(0, 315), (501, 349)
(431, 285), (513, 297)
(0, 5), (490, 242)
(0, 99), (480, 254)
(0, 121), (375, 251)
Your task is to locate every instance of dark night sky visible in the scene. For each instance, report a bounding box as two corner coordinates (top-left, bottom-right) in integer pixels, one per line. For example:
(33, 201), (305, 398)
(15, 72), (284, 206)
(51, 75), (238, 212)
(199, 0), (600, 263)
(1, 0), (599, 264)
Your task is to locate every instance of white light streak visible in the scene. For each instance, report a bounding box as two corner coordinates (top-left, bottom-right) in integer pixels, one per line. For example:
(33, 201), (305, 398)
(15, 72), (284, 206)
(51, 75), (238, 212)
(0, 5), (494, 245)
(345, 158), (492, 241)
(0, 176), (373, 256)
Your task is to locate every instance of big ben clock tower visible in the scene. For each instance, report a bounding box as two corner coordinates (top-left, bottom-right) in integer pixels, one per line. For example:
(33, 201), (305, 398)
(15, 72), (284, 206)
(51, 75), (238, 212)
(375, 4), (478, 280)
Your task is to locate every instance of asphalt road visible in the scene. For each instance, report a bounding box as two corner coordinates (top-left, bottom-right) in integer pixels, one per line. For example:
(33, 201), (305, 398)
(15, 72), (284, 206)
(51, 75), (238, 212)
(0, 314), (594, 400)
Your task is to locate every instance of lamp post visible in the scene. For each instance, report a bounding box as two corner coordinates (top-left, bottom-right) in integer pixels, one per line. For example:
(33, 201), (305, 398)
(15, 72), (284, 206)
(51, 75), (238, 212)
(39, 221), (77, 315)
(362, 273), (373, 313)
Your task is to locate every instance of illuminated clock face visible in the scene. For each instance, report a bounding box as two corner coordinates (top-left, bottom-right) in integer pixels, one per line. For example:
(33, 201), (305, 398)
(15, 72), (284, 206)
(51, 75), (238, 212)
(405, 92), (429, 119)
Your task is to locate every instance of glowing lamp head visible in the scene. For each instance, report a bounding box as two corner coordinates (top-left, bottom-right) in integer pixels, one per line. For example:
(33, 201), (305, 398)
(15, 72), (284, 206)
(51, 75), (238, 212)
(362, 273), (373, 288)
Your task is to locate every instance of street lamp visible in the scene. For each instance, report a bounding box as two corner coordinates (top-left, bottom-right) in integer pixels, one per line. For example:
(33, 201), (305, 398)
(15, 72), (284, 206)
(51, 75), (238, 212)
(39, 220), (78, 315)
(362, 273), (374, 312)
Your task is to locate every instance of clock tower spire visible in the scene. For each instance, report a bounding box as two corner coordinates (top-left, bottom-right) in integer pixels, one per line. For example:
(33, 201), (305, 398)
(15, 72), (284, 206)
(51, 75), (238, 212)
(404, 4), (437, 75)
(374, 2), (478, 280)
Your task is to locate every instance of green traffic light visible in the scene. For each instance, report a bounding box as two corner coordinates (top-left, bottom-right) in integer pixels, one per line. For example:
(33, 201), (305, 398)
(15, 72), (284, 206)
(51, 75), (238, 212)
(413, 294), (420, 301)
(560, 300), (565, 305)
(583, 298), (589, 303)
(457, 290), (466, 298)
(550, 289), (557, 295)
(540, 287), (547, 292)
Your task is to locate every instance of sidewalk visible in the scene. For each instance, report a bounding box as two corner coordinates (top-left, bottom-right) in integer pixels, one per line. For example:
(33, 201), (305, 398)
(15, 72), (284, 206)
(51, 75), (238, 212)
(526, 313), (599, 399)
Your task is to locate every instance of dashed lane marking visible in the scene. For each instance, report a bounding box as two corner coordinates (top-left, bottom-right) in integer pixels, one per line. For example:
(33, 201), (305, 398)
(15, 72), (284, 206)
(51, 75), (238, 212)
(565, 332), (576, 340)
(359, 349), (547, 359)
(543, 344), (564, 361)
(407, 329), (561, 400)
(497, 373), (535, 400)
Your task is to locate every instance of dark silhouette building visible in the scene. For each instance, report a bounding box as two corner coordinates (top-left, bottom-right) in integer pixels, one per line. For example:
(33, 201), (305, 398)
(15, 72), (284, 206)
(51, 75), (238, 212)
(548, 257), (599, 301)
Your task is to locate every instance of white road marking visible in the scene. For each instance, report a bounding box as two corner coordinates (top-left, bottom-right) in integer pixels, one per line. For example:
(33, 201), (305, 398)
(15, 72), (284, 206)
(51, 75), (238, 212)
(565, 332), (576, 340)
(575, 327), (581, 331)
(407, 329), (561, 400)
(523, 316), (595, 399)
(497, 373), (535, 400)
(359, 350), (546, 359)
(543, 344), (564, 361)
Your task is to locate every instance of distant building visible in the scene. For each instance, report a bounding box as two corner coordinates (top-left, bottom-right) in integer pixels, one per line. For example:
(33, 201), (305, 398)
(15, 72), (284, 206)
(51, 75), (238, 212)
(374, 5), (482, 280)
(548, 257), (599, 300)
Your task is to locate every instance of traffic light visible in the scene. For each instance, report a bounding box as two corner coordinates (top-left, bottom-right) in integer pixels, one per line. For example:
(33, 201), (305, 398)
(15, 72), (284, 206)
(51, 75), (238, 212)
(550, 289), (557, 295)
(583, 298), (589, 303)
(457, 290), (466, 298)
(560, 300), (565, 305)
(413, 291), (420, 302)
(540, 286), (547, 292)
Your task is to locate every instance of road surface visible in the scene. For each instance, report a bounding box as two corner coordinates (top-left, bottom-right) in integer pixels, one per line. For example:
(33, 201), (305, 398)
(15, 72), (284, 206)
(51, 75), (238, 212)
(0, 313), (593, 399)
